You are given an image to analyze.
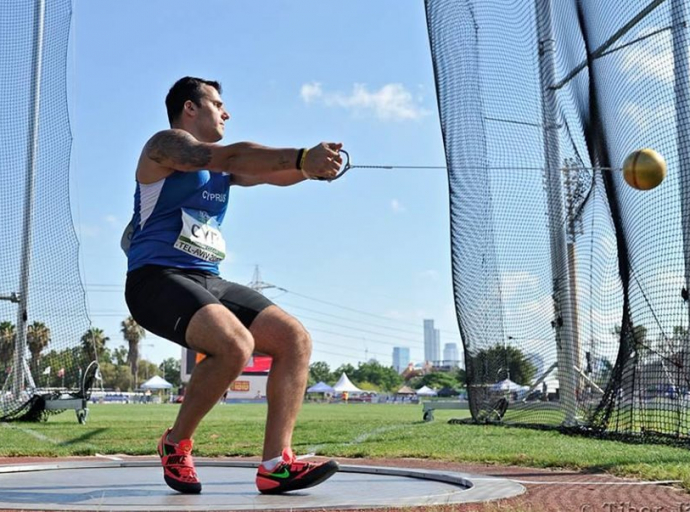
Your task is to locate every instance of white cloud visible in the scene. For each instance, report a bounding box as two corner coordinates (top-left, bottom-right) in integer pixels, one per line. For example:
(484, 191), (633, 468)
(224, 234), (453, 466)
(390, 199), (405, 213)
(300, 82), (323, 103)
(300, 82), (430, 121)
(620, 28), (677, 84)
(622, 100), (675, 132)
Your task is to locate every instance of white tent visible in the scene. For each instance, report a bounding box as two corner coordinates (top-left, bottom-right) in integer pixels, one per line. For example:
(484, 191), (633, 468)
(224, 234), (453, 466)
(141, 375), (173, 390)
(307, 381), (335, 394)
(415, 385), (438, 396)
(490, 378), (522, 392)
(333, 373), (362, 393)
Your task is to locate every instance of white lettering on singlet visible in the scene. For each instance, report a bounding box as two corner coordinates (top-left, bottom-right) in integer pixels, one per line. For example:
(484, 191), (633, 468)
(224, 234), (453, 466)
(202, 190), (227, 202)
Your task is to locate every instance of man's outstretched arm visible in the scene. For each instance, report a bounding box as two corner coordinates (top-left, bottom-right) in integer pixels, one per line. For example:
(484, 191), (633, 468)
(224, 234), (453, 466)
(138, 129), (341, 183)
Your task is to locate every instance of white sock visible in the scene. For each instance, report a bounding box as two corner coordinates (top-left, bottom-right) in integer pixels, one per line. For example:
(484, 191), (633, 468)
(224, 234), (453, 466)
(261, 455), (284, 471)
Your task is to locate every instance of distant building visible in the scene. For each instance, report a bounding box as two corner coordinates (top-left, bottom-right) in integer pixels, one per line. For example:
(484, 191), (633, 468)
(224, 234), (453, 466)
(443, 343), (460, 368)
(424, 319), (440, 364)
(392, 347), (410, 373)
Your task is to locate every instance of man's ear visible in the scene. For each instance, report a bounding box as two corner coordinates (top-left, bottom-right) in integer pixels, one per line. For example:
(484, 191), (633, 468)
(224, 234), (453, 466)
(183, 100), (197, 117)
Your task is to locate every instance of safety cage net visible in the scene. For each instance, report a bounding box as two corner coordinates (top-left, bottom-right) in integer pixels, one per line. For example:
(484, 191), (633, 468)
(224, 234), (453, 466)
(1, 0), (94, 422)
(426, 0), (690, 443)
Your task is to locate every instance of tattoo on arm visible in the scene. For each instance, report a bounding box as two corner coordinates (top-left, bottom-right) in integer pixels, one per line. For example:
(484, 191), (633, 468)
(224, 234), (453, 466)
(275, 155), (291, 171)
(145, 130), (212, 169)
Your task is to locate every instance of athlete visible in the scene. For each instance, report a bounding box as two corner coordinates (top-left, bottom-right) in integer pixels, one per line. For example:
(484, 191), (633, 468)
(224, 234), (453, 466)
(123, 76), (342, 495)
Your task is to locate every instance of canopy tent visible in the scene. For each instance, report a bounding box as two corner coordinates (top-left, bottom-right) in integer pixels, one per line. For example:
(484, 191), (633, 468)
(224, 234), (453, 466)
(307, 381), (335, 394)
(437, 386), (459, 397)
(396, 385), (416, 395)
(333, 373), (363, 393)
(415, 385), (438, 396)
(490, 379), (523, 392)
(140, 375), (173, 390)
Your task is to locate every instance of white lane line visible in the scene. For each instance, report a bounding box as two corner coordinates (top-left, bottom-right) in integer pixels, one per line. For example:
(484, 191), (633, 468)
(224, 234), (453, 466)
(508, 479), (682, 486)
(1, 422), (98, 451)
(308, 424), (406, 453)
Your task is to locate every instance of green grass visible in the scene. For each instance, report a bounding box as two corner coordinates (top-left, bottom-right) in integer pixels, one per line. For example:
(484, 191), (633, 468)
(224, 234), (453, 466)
(3, 403), (690, 491)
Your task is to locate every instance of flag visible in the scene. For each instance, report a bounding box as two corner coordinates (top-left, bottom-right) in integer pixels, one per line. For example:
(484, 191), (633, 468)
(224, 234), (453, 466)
(57, 368), (65, 378)
(42, 367), (51, 375)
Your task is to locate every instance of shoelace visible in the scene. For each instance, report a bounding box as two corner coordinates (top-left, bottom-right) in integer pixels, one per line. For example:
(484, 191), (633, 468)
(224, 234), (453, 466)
(284, 452), (317, 471)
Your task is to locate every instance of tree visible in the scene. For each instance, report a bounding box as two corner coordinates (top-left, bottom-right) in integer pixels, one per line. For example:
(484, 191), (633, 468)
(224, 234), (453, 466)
(454, 367), (467, 387)
(98, 360), (133, 391)
(121, 316), (145, 388)
(27, 321), (51, 373)
(81, 328), (109, 362)
(469, 344), (536, 386)
(309, 361), (332, 385)
(611, 324), (648, 349)
(112, 345), (129, 366)
(352, 361), (403, 392)
(0, 321), (15, 374)
(409, 371), (458, 391)
(137, 359), (160, 385)
(159, 358), (181, 388)
(333, 363), (356, 379)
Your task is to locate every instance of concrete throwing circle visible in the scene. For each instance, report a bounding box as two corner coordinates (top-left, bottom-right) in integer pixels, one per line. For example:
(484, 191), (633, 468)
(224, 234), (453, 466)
(0, 460), (525, 511)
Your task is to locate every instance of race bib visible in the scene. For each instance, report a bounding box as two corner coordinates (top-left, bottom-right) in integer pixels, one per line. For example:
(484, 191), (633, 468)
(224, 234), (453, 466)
(174, 208), (226, 262)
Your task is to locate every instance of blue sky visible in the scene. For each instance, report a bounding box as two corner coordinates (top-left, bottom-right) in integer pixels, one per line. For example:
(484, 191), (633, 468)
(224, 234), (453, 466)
(67, 0), (461, 369)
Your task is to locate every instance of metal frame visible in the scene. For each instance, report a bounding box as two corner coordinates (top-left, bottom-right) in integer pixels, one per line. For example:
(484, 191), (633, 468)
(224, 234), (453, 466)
(11, 0), (45, 397)
(535, 0), (579, 426)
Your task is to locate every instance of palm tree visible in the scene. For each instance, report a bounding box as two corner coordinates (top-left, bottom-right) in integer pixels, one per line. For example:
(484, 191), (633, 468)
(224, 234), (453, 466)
(27, 321), (51, 374)
(0, 321), (16, 373)
(121, 316), (145, 388)
(81, 327), (109, 363)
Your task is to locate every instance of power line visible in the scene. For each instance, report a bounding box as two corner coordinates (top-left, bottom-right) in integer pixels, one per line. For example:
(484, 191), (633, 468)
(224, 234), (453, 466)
(308, 326), (415, 349)
(87, 310), (420, 351)
(82, 284), (460, 338)
(89, 308), (427, 350)
(281, 290), (459, 336)
(294, 314), (424, 347)
(277, 301), (423, 337)
(311, 337), (389, 360)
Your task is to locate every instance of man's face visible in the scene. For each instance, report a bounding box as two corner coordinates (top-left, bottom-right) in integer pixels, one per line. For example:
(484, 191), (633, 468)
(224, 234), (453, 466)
(192, 84), (230, 142)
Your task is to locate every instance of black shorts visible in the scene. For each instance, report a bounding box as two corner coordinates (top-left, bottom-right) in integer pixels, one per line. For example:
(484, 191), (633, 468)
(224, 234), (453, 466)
(125, 265), (274, 348)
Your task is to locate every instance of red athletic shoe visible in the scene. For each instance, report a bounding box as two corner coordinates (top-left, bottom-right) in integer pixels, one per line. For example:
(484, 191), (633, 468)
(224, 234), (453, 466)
(256, 448), (339, 494)
(157, 428), (202, 494)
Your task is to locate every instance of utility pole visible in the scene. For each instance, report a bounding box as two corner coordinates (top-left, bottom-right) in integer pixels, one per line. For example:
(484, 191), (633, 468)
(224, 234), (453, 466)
(247, 265), (287, 295)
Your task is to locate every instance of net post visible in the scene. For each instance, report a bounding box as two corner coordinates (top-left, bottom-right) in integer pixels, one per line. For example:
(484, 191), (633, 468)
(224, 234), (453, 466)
(12, 0), (45, 397)
(672, 0), (690, 345)
(535, 0), (579, 426)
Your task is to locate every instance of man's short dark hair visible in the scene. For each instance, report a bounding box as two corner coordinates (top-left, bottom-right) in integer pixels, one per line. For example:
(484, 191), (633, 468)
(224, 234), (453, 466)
(165, 77), (222, 125)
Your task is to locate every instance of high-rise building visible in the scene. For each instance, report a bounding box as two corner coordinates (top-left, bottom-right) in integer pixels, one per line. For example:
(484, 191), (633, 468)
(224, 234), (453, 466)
(392, 347), (410, 374)
(443, 343), (460, 367)
(424, 319), (440, 364)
